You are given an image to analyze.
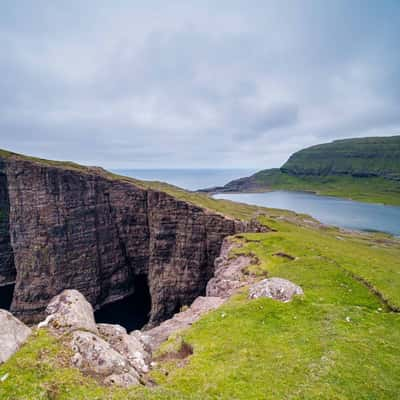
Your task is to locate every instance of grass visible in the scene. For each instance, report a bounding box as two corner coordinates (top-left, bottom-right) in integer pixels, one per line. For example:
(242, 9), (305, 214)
(251, 170), (400, 206)
(1, 212), (399, 399)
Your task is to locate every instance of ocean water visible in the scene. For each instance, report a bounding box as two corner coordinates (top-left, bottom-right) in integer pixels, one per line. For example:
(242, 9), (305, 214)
(214, 191), (400, 237)
(112, 169), (255, 191)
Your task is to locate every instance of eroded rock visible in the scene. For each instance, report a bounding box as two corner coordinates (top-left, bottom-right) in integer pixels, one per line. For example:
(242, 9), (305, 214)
(146, 296), (225, 351)
(71, 330), (140, 387)
(40, 289), (98, 334)
(249, 278), (303, 302)
(206, 238), (257, 298)
(0, 309), (31, 363)
(98, 323), (151, 374)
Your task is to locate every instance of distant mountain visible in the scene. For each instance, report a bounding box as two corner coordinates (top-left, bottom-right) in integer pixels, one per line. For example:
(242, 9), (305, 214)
(201, 136), (400, 205)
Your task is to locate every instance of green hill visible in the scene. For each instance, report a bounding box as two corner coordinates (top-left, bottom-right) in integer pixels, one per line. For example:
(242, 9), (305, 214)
(204, 136), (400, 206)
(282, 136), (400, 180)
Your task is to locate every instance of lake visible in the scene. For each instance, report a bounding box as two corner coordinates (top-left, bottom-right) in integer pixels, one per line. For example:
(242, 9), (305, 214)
(214, 191), (400, 237)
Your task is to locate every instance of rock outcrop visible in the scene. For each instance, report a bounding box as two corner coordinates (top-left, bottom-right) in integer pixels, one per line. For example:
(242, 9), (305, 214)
(249, 278), (303, 302)
(71, 330), (141, 387)
(38, 290), (151, 387)
(0, 309), (31, 363)
(39, 289), (98, 334)
(206, 238), (258, 298)
(145, 296), (225, 351)
(98, 324), (151, 374)
(0, 151), (245, 326)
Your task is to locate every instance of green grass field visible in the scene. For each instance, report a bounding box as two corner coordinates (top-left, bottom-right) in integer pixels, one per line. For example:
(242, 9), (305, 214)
(1, 198), (399, 399)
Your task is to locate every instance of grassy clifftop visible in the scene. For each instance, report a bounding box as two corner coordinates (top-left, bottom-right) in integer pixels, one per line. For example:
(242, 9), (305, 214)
(282, 136), (400, 180)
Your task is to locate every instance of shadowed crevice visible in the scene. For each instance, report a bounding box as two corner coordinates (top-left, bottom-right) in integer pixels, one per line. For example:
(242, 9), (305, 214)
(0, 283), (15, 310)
(94, 274), (152, 332)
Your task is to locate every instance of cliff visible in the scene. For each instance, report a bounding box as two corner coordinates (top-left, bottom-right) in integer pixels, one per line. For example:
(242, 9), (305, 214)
(0, 150), (246, 326)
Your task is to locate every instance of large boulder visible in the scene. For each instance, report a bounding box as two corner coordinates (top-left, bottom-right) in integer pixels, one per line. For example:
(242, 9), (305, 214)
(40, 289), (98, 334)
(97, 323), (151, 374)
(71, 330), (140, 387)
(249, 278), (303, 302)
(0, 309), (32, 363)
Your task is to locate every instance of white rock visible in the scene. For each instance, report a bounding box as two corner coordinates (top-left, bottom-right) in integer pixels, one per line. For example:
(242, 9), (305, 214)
(42, 289), (98, 334)
(0, 309), (32, 364)
(98, 324), (151, 374)
(71, 330), (140, 387)
(249, 278), (303, 302)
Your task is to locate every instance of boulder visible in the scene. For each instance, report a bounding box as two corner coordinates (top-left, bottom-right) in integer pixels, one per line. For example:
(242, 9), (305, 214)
(40, 289), (98, 334)
(71, 330), (140, 387)
(249, 278), (303, 302)
(0, 309), (31, 363)
(98, 323), (151, 374)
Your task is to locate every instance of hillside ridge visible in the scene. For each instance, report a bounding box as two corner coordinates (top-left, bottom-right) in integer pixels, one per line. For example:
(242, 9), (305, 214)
(201, 135), (400, 205)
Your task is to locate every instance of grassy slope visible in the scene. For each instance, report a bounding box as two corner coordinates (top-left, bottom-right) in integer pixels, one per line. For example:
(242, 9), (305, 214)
(281, 136), (400, 179)
(1, 208), (399, 399)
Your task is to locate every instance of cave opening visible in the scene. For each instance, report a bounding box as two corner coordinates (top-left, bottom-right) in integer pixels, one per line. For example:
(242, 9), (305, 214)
(94, 275), (151, 332)
(0, 283), (15, 310)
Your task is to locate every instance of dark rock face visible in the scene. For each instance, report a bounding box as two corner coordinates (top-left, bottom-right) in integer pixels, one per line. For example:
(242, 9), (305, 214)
(0, 159), (15, 287)
(0, 156), (243, 326)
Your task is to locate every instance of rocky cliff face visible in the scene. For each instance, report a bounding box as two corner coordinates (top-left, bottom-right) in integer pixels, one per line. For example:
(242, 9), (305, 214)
(0, 154), (245, 326)
(0, 159), (15, 287)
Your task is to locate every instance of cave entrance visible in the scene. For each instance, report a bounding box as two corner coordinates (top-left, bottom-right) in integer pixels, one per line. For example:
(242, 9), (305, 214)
(0, 283), (15, 310)
(95, 275), (151, 332)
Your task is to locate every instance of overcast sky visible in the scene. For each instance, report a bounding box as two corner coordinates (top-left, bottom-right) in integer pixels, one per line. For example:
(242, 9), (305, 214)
(1, 0), (399, 168)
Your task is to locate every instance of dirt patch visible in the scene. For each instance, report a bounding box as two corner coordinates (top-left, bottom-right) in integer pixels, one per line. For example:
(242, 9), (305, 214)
(273, 252), (296, 261)
(155, 341), (194, 362)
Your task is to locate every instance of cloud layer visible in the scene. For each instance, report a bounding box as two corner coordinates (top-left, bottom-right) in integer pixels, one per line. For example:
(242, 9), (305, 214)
(1, 0), (399, 168)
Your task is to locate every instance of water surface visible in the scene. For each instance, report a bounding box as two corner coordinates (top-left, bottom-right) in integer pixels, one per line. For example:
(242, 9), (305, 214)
(214, 191), (400, 236)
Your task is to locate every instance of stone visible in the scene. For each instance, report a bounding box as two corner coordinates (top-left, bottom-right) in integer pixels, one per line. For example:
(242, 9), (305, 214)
(104, 373), (139, 388)
(41, 289), (98, 334)
(0, 309), (31, 363)
(146, 296), (225, 351)
(98, 323), (151, 374)
(130, 330), (152, 353)
(249, 278), (303, 302)
(70, 330), (140, 387)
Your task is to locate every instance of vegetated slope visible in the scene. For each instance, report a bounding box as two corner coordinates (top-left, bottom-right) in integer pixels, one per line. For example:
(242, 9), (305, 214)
(282, 135), (400, 179)
(203, 136), (400, 205)
(1, 210), (399, 399)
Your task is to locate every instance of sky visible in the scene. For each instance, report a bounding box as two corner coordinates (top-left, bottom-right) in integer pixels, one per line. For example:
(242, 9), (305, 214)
(1, 0), (400, 169)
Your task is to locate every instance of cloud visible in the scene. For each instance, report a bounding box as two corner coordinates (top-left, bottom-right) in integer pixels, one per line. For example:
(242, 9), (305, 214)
(0, 0), (399, 168)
